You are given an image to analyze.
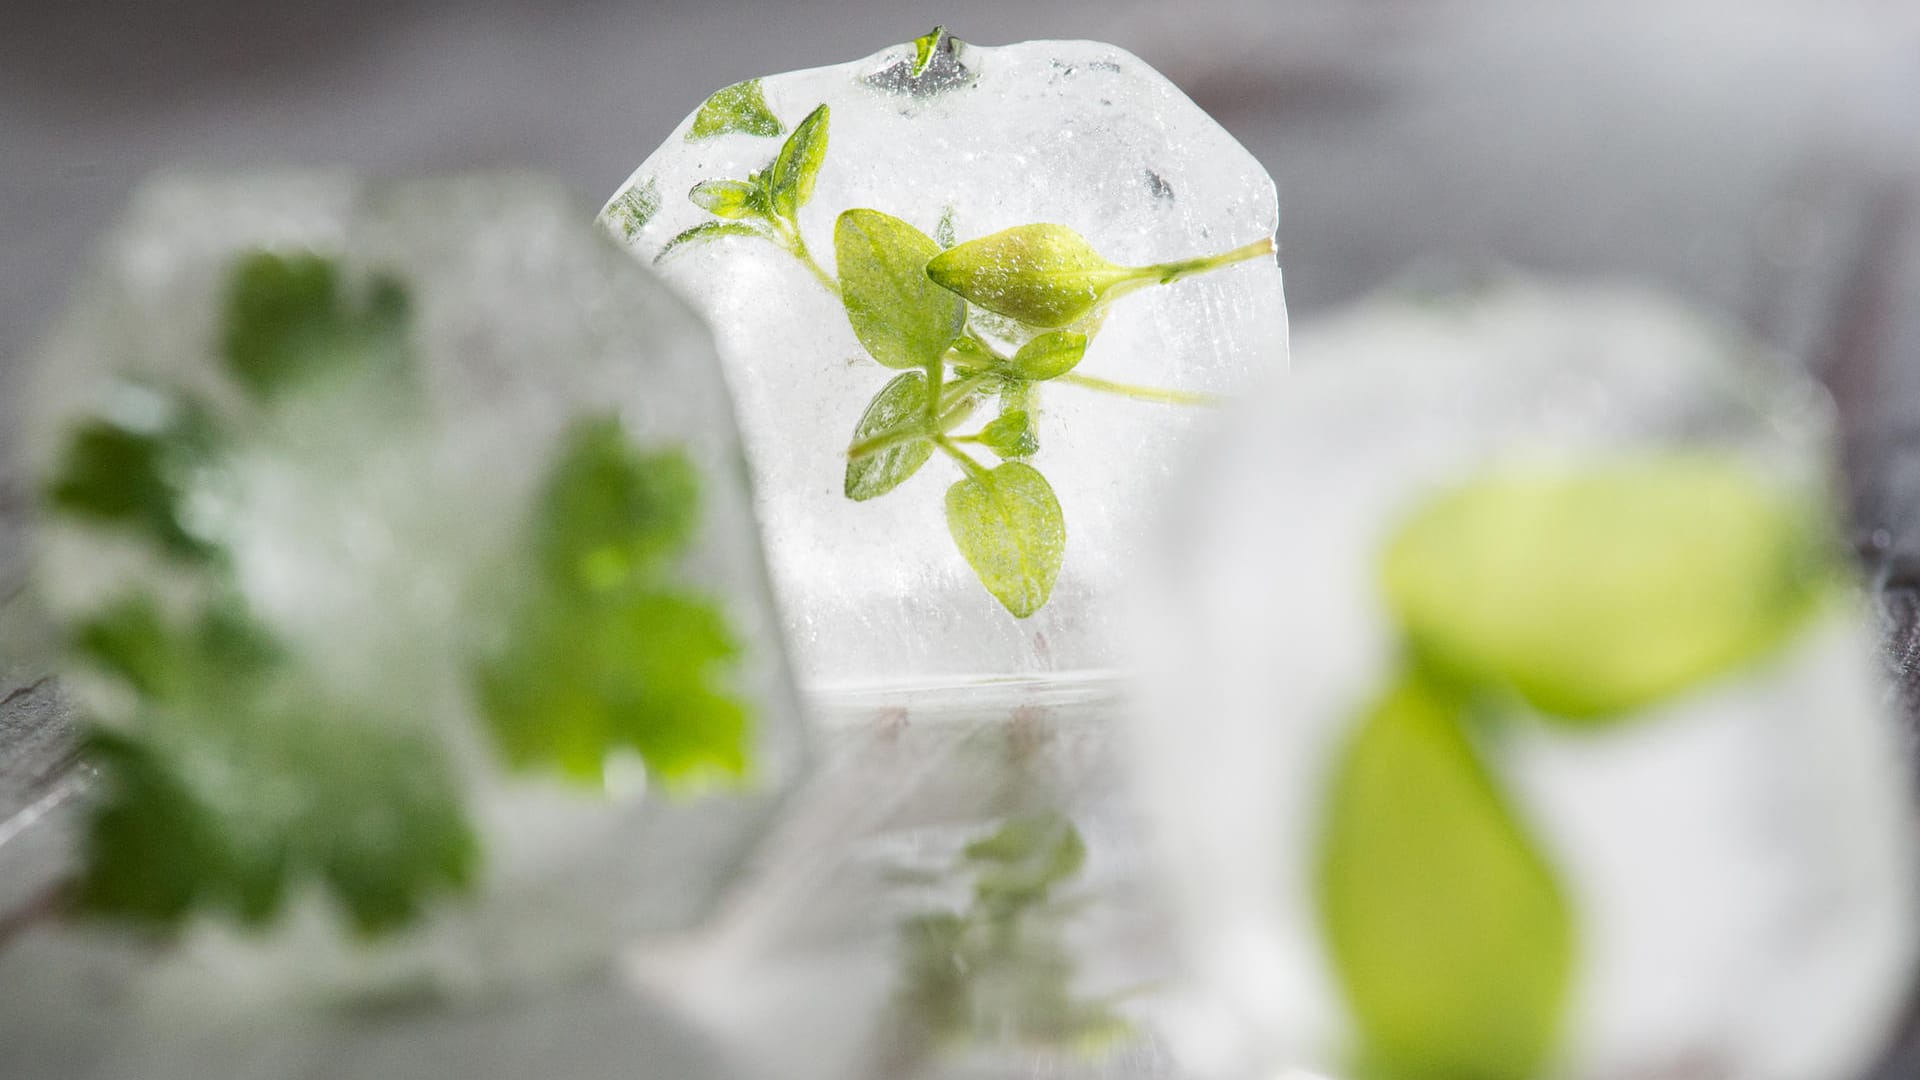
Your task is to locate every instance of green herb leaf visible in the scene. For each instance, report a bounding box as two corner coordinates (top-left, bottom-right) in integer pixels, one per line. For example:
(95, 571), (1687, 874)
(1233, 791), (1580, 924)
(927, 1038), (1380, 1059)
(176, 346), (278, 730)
(911, 26), (947, 78)
(659, 220), (771, 261)
(835, 209), (967, 370)
(1318, 673), (1574, 1080)
(530, 417), (700, 592)
(687, 78), (784, 140)
(770, 104), (830, 221)
(222, 251), (411, 401)
(604, 178), (662, 239)
(75, 600), (477, 935)
(846, 371), (936, 501)
(944, 462), (1065, 617)
(45, 385), (224, 561)
(935, 205), (958, 249)
(475, 416), (751, 786)
(476, 588), (750, 785)
(977, 409), (1039, 459)
(1382, 455), (1830, 722)
(1009, 331), (1087, 381)
(689, 179), (764, 220)
(926, 224), (1134, 329)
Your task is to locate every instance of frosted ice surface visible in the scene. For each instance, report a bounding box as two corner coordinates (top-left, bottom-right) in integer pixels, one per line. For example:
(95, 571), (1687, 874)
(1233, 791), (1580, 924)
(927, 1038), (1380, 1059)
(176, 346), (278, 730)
(1128, 281), (1918, 1080)
(24, 174), (806, 981)
(600, 31), (1288, 696)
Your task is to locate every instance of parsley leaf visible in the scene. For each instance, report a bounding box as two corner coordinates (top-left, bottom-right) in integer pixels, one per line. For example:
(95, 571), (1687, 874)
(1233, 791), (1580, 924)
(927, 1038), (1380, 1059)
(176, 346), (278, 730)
(474, 416), (751, 787)
(73, 596), (478, 935)
(222, 251), (411, 401)
(44, 384), (225, 560)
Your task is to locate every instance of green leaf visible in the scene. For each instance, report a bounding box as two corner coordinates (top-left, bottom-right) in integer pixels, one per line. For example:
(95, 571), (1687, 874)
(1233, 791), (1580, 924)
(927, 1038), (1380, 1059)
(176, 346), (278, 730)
(74, 602), (477, 935)
(835, 209), (967, 370)
(475, 415), (751, 786)
(658, 220), (771, 261)
(934, 205), (958, 249)
(689, 179), (763, 220)
(687, 78), (784, 140)
(770, 104), (830, 221)
(221, 251), (411, 401)
(978, 409), (1038, 460)
(1381, 455), (1831, 722)
(531, 417), (700, 593)
(1318, 674), (1574, 1080)
(44, 385), (225, 561)
(476, 588), (750, 785)
(1009, 331), (1087, 381)
(926, 224), (1134, 329)
(944, 462), (1065, 618)
(604, 178), (661, 239)
(911, 26), (947, 77)
(845, 372), (936, 501)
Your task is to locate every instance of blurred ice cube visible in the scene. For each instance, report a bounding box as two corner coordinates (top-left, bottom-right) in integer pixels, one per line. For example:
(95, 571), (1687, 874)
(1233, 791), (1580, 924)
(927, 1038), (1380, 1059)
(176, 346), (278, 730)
(21, 173), (807, 992)
(1128, 281), (1918, 1080)
(600, 29), (1288, 701)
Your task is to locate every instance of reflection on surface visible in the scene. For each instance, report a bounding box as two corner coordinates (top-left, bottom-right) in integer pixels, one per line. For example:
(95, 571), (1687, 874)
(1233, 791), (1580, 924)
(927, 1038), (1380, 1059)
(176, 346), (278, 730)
(885, 811), (1131, 1069)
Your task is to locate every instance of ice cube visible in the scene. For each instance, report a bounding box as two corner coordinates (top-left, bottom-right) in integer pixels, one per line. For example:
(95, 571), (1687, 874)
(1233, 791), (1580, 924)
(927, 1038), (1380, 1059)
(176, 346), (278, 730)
(1127, 281), (1919, 1080)
(21, 173), (808, 990)
(600, 29), (1288, 699)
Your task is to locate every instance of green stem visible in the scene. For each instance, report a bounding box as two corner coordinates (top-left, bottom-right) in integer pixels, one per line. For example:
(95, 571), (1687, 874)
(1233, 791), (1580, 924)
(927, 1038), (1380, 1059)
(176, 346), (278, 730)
(1135, 236), (1276, 286)
(924, 361), (945, 424)
(776, 217), (839, 295)
(934, 435), (992, 482)
(1058, 372), (1220, 406)
(846, 377), (987, 461)
(847, 424), (927, 461)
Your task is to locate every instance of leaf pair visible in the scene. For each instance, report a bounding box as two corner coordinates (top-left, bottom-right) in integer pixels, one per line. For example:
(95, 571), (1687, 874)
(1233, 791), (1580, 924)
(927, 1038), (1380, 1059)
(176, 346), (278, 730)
(1319, 455), (1835, 1079)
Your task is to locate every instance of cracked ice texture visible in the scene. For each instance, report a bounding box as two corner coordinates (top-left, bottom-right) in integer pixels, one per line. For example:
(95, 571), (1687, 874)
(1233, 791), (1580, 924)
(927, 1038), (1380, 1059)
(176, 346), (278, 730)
(1129, 281), (1919, 1080)
(24, 173), (807, 964)
(601, 35), (1288, 695)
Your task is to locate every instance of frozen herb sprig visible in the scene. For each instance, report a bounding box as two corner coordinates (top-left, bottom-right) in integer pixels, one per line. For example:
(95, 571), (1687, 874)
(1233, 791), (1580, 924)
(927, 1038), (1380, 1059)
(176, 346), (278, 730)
(659, 84), (1272, 616)
(663, 104), (836, 291)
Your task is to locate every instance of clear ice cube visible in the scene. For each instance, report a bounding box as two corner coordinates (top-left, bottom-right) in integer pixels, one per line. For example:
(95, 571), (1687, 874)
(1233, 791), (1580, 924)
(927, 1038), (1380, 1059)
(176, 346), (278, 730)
(1127, 281), (1919, 1080)
(21, 173), (808, 991)
(600, 30), (1289, 699)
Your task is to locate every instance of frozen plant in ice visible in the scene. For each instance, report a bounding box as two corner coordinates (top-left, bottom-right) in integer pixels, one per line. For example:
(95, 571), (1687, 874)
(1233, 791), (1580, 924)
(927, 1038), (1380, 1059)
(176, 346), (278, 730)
(603, 27), (1287, 688)
(1128, 282), (1918, 1080)
(26, 175), (803, 964)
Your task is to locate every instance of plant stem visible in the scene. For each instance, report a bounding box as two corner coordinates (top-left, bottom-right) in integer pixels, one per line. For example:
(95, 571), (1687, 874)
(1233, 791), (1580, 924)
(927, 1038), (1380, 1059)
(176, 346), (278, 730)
(847, 424), (928, 461)
(934, 435), (992, 482)
(1057, 372), (1220, 406)
(1137, 236), (1276, 285)
(775, 218), (839, 295)
(846, 378), (986, 461)
(924, 361), (945, 423)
